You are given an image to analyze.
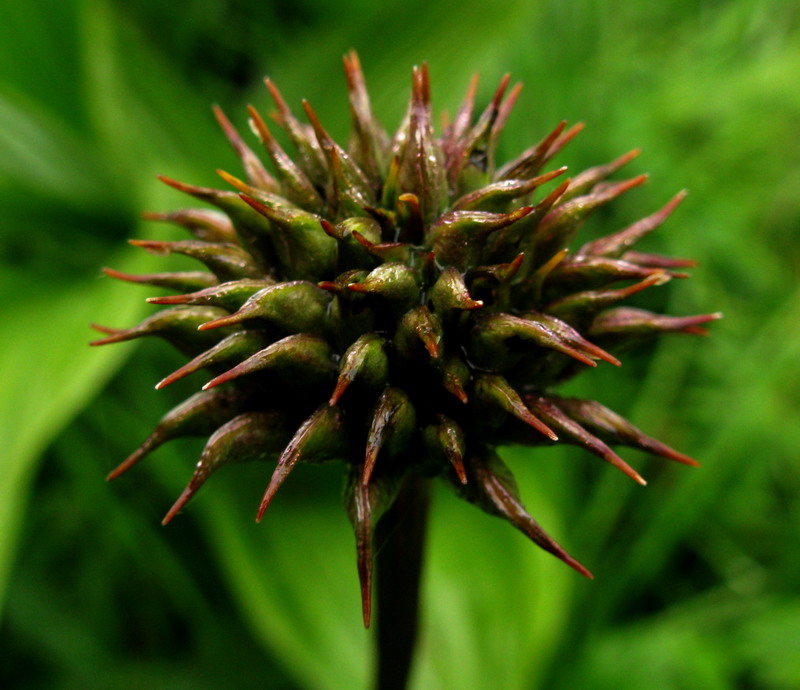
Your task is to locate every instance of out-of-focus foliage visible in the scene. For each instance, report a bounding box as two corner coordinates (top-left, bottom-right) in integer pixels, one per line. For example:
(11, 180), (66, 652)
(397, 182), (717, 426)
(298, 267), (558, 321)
(1, 0), (798, 688)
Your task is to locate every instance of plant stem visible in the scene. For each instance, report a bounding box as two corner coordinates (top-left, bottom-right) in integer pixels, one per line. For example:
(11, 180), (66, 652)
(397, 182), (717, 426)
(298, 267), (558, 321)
(373, 474), (431, 690)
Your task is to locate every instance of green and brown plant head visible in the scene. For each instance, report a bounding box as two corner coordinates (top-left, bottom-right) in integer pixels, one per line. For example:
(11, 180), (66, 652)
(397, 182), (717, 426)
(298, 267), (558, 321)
(92, 52), (719, 626)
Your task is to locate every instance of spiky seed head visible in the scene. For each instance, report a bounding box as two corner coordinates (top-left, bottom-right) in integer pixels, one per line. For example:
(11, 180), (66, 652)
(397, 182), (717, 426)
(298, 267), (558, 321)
(94, 52), (719, 628)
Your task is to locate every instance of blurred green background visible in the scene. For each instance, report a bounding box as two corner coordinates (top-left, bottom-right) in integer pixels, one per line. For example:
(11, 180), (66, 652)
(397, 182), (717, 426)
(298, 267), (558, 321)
(1, 0), (798, 688)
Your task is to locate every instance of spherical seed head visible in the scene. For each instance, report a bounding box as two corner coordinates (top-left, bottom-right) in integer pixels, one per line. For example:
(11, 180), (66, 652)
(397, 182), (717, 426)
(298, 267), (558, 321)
(95, 53), (717, 626)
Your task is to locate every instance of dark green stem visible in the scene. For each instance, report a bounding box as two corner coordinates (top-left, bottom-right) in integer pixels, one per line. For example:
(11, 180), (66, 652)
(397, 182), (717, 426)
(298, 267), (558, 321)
(373, 474), (431, 690)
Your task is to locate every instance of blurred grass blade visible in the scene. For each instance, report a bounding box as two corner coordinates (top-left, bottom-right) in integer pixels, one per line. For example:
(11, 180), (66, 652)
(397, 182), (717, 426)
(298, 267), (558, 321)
(0, 204), (167, 616)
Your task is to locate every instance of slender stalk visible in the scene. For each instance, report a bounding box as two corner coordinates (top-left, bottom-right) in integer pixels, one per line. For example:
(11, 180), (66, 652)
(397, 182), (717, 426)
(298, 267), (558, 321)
(373, 474), (431, 690)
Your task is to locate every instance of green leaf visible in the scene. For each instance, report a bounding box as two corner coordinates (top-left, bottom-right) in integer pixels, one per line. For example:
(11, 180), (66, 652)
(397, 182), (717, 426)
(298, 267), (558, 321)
(197, 468), (372, 690)
(0, 203), (166, 616)
(414, 448), (579, 689)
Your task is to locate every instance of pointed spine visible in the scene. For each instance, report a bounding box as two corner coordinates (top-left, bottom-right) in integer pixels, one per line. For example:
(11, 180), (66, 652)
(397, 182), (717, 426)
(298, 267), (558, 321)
(147, 278), (273, 312)
(551, 397), (700, 466)
(106, 389), (245, 481)
(525, 396), (646, 485)
(202, 334), (335, 390)
(264, 77), (329, 184)
(558, 148), (641, 203)
(330, 333), (389, 405)
(459, 451), (592, 578)
(156, 330), (267, 390)
(394, 306), (443, 360)
(397, 64), (448, 226)
(343, 50), (388, 185)
(212, 104), (278, 192)
(198, 280), (330, 336)
(239, 193), (338, 281)
(90, 306), (236, 356)
(102, 267), (218, 293)
(589, 308), (722, 339)
(343, 468), (401, 628)
(163, 410), (290, 524)
(128, 238), (262, 282)
(247, 105), (323, 210)
(363, 388), (416, 486)
(257, 405), (349, 520)
(142, 207), (239, 244)
(475, 373), (558, 440)
(430, 267), (484, 313)
(578, 190), (687, 258)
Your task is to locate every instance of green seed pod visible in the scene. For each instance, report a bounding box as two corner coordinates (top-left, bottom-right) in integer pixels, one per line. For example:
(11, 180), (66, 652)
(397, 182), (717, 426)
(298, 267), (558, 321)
(257, 405), (351, 520)
(347, 262), (420, 315)
(106, 389), (248, 481)
(343, 465), (402, 628)
(156, 176), (278, 271)
(454, 450), (592, 578)
(321, 216), (383, 269)
(421, 414), (467, 484)
(394, 306), (443, 360)
(240, 194), (338, 280)
(548, 396), (699, 466)
(90, 306), (239, 357)
(102, 267), (219, 293)
(396, 66), (448, 225)
(589, 307), (722, 350)
(142, 207), (240, 244)
(156, 330), (269, 390)
(363, 387), (417, 485)
(129, 238), (263, 282)
(330, 333), (390, 405)
(202, 333), (336, 391)
(199, 280), (331, 336)
(97, 54), (715, 626)
(162, 410), (291, 525)
(428, 207), (533, 270)
(146, 278), (274, 312)
(429, 267), (483, 314)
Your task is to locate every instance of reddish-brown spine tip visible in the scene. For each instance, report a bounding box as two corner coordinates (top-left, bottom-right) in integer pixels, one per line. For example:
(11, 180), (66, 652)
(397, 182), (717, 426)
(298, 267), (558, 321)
(201, 370), (234, 391)
(564, 555), (594, 580)
(581, 342), (622, 367)
(216, 168), (248, 193)
(605, 450), (647, 485)
(128, 239), (172, 255)
(255, 476), (282, 523)
(106, 450), (143, 481)
(156, 175), (199, 195)
(102, 267), (133, 282)
(155, 364), (195, 389)
(146, 294), (188, 305)
(561, 345), (598, 368)
(238, 193), (272, 217)
(301, 99), (330, 144)
(162, 485), (197, 526)
(89, 323), (121, 335)
(362, 447), (378, 487)
(662, 450), (700, 467)
(450, 455), (468, 485)
(317, 281), (339, 293)
(329, 377), (351, 406)
(547, 122), (585, 157)
(320, 219), (338, 239)
(450, 385), (468, 405)
(358, 552), (373, 629)
(197, 315), (239, 331)
(422, 336), (440, 359)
